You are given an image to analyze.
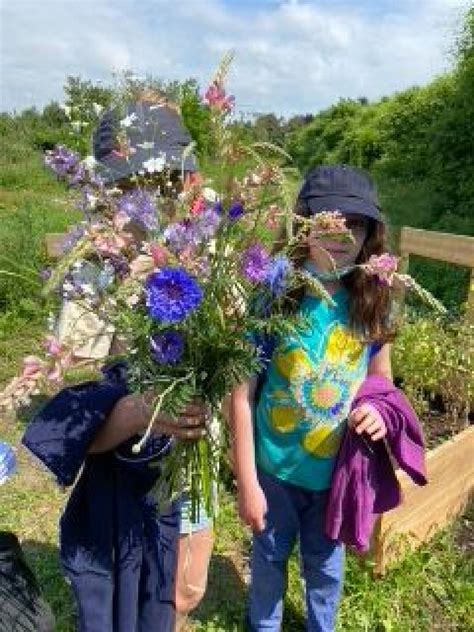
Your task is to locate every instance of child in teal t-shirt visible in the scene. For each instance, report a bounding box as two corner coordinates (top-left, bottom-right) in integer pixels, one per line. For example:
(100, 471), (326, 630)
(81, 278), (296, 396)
(256, 287), (381, 493)
(230, 165), (394, 632)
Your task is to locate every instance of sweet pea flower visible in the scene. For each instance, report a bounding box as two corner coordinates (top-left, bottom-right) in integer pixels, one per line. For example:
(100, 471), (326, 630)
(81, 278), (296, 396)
(150, 244), (170, 267)
(361, 254), (399, 286)
(203, 81), (235, 113)
(191, 196), (207, 216)
(44, 335), (62, 356)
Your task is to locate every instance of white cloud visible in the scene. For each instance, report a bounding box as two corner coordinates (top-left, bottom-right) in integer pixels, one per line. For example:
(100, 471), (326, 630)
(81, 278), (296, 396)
(0, 0), (470, 116)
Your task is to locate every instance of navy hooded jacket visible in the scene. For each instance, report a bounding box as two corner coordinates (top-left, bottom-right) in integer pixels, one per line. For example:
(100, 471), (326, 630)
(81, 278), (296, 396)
(22, 363), (179, 632)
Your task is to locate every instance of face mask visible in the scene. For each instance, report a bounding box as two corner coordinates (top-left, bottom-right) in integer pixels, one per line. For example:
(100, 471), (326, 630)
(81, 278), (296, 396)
(303, 259), (355, 281)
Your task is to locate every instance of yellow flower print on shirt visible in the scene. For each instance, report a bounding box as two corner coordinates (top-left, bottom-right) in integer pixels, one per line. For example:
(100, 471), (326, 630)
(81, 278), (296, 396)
(268, 389), (304, 433)
(325, 325), (364, 370)
(301, 425), (342, 458)
(270, 406), (301, 433)
(274, 348), (312, 381)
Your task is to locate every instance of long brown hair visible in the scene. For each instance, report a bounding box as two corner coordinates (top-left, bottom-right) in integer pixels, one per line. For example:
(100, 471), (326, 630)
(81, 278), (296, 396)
(276, 211), (398, 345)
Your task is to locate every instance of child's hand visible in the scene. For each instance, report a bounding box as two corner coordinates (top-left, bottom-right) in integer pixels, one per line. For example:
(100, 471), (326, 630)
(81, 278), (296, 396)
(238, 481), (268, 533)
(140, 393), (209, 441)
(157, 401), (209, 441)
(348, 403), (386, 441)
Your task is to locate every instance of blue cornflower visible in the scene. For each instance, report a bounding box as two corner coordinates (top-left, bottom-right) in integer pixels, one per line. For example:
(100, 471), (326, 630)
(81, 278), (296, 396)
(265, 255), (292, 297)
(228, 201), (244, 221)
(146, 268), (203, 323)
(118, 190), (158, 231)
(150, 330), (185, 365)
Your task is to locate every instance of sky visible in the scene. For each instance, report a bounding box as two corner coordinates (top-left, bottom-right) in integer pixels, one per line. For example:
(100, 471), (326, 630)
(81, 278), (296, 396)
(0, 0), (470, 118)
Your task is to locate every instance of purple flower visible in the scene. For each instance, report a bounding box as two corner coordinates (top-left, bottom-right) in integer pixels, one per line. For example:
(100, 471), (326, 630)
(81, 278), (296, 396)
(118, 190), (159, 231)
(108, 255), (130, 280)
(195, 209), (221, 241)
(150, 330), (185, 364)
(361, 254), (399, 286)
(44, 145), (80, 178)
(241, 243), (270, 284)
(164, 220), (198, 252)
(67, 163), (87, 187)
(265, 255), (292, 297)
(63, 225), (85, 253)
(146, 268), (203, 323)
(228, 201), (244, 221)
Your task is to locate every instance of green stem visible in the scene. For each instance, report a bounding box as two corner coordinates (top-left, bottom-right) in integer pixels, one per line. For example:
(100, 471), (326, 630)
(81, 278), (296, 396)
(132, 371), (194, 454)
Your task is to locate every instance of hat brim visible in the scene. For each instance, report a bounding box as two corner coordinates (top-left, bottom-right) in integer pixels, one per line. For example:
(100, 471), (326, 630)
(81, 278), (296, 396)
(303, 195), (382, 222)
(97, 149), (197, 185)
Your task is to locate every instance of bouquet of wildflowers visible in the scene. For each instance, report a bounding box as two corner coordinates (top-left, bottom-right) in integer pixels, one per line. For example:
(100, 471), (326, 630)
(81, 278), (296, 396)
(0, 59), (318, 515)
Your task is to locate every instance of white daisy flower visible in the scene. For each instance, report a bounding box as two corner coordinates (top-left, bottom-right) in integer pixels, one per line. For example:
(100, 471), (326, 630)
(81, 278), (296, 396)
(142, 153), (167, 173)
(120, 113), (138, 128)
(202, 187), (218, 203)
(82, 155), (97, 170)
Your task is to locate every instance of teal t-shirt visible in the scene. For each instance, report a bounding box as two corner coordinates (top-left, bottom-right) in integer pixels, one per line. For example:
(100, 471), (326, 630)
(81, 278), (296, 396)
(255, 289), (373, 491)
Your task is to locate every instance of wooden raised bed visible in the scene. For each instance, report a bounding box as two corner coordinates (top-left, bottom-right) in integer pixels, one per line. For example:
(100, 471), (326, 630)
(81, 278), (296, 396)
(372, 424), (474, 574)
(372, 227), (474, 574)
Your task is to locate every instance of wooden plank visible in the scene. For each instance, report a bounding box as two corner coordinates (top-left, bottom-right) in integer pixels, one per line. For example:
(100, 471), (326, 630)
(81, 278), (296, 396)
(45, 232), (69, 259)
(373, 425), (474, 575)
(399, 227), (474, 268)
(466, 268), (474, 321)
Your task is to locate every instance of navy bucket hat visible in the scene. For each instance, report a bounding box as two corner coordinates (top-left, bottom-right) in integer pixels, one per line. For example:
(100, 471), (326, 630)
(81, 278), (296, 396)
(297, 164), (383, 222)
(93, 100), (197, 184)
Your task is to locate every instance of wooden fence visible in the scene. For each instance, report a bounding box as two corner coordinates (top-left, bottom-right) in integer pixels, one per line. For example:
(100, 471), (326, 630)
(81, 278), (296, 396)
(398, 226), (474, 317)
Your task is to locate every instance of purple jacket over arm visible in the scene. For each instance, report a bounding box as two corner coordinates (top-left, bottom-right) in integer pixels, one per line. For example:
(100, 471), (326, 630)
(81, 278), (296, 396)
(325, 375), (428, 551)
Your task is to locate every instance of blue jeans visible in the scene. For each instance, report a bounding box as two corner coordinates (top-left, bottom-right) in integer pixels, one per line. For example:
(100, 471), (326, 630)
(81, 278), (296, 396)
(248, 470), (345, 632)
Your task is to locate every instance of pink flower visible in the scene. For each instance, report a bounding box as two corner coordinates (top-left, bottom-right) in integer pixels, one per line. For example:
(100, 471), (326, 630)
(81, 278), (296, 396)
(44, 335), (62, 356)
(190, 196), (206, 217)
(361, 253), (399, 286)
(92, 231), (130, 257)
(21, 356), (44, 379)
(150, 244), (169, 267)
(46, 365), (63, 384)
(183, 172), (203, 192)
(203, 82), (235, 113)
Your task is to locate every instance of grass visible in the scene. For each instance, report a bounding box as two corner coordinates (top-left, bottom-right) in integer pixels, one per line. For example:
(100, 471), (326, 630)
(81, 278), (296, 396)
(1, 416), (472, 632)
(0, 125), (472, 632)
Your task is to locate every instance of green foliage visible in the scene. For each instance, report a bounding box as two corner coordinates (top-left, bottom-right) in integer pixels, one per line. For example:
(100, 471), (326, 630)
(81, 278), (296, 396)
(0, 128), (76, 315)
(392, 311), (474, 424)
(180, 82), (212, 158)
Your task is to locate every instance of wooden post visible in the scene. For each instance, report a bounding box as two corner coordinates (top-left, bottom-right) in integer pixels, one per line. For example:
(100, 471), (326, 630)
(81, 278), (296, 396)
(44, 232), (70, 259)
(466, 268), (474, 322)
